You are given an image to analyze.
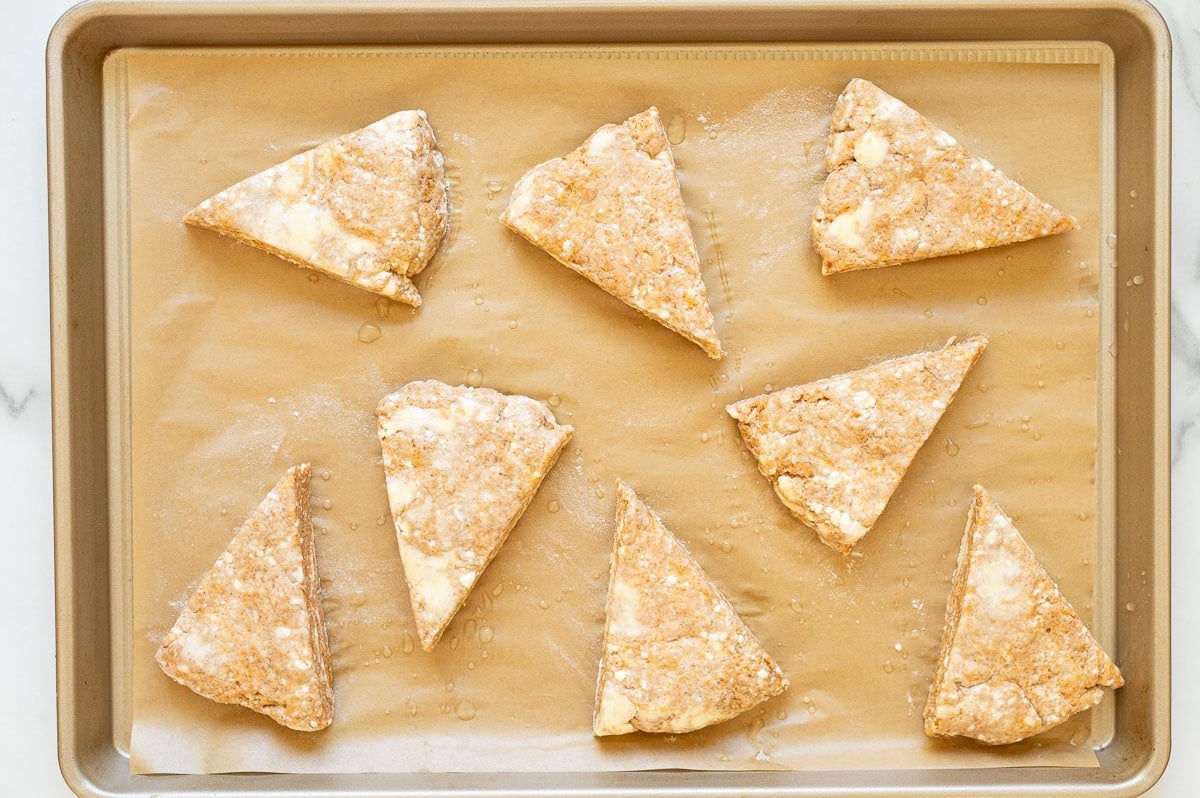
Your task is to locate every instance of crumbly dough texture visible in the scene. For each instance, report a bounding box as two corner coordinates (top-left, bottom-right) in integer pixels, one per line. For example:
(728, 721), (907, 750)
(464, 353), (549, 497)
(811, 78), (1078, 275)
(185, 110), (449, 306)
(593, 480), (789, 736)
(500, 107), (724, 359)
(924, 486), (1123, 745)
(727, 336), (987, 553)
(155, 463), (334, 732)
(377, 380), (573, 651)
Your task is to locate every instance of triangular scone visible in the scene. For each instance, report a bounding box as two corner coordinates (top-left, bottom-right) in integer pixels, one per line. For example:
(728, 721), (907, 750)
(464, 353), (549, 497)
(500, 107), (724, 359)
(924, 486), (1123, 745)
(727, 336), (987, 553)
(594, 480), (789, 736)
(377, 380), (573, 651)
(155, 464), (334, 731)
(811, 78), (1077, 275)
(185, 110), (449, 306)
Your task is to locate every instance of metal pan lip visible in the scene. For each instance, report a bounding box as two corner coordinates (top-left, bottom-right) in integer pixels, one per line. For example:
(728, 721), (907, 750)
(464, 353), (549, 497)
(47, 1), (1171, 795)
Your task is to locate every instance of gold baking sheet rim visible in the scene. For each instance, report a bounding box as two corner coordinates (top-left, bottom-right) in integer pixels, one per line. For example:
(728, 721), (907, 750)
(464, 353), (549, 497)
(103, 41), (1116, 774)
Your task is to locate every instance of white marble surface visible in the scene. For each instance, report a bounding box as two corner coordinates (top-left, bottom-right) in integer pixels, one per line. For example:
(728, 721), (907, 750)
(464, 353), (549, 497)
(1, 0), (1193, 793)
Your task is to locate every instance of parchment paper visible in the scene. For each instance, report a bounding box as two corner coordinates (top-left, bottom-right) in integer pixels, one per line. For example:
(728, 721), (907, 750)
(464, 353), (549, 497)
(121, 46), (1107, 774)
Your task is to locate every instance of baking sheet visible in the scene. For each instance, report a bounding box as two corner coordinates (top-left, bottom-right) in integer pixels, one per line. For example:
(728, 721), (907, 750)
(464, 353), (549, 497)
(118, 45), (1108, 774)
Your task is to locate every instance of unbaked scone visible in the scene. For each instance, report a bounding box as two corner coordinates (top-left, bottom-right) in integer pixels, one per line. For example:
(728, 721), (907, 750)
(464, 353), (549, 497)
(155, 464), (334, 731)
(594, 480), (788, 736)
(811, 79), (1077, 275)
(377, 381), (572, 651)
(727, 336), (987, 553)
(924, 486), (1123, 745)
(501, 107), (723, 359)
(186, 110), (449, 306)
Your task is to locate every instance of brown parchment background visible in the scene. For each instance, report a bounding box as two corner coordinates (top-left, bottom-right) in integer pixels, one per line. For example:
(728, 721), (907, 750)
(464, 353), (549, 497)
(120, 46), (1109, 774)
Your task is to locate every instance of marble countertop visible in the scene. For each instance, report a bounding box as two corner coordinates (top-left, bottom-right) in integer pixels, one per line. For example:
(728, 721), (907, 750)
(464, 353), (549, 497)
(2, 0), (1193, 793)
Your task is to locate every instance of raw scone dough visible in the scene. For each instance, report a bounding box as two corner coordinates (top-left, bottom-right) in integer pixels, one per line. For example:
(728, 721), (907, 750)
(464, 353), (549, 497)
(594, 480), (788, 736)
(155, 464), (334, 731)
(924, 486), (1123, 745)
(727, 336), (987, 553)
(377, 381), (572, 651)
(186, 110), (449, 306)
(811, 79), (1077, 274)
(501, 107), (723, 359)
